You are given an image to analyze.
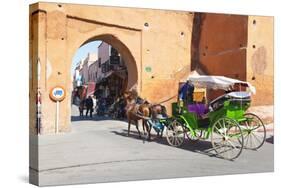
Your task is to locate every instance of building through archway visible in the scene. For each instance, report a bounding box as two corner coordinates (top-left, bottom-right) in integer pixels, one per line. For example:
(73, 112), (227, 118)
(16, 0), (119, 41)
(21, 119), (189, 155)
(72, 39), (131, 119)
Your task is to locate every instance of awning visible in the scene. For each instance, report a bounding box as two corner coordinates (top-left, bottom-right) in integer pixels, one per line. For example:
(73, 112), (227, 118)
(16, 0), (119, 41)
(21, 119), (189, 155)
(86, 82), (96, 97)
(114, 69), (127, 79)
(79, 85), (87, 99)
(104, 69), (127, 80)
(188, 75), (256, 94)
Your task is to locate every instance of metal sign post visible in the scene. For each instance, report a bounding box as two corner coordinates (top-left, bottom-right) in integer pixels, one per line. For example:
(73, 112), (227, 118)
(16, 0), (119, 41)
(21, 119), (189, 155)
(50, 86), (66, 134)
(56, 101), (59, 134)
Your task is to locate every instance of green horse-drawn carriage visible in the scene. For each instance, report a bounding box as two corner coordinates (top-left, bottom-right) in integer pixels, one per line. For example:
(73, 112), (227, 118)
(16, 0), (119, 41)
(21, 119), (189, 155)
(166, 75), (266, 160)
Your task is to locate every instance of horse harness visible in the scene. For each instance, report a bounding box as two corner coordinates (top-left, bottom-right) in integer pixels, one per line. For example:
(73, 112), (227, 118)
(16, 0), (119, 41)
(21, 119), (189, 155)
(126, 101), (151, 120)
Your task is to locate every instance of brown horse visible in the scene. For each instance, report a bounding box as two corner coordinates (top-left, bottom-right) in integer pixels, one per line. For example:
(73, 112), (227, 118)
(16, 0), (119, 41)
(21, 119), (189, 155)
(124, 90), (150, 139)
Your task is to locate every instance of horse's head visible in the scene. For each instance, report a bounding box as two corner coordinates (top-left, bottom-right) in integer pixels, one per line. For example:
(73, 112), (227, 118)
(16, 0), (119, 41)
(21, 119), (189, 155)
(123, 89), (139, 104)
(151, 104), (167, 118)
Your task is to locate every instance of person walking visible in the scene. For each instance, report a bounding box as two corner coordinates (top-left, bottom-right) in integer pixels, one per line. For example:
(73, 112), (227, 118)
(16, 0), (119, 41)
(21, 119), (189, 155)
(85, 96), (94, 117)
(79, 98), (85, 117)
(92, 95), (97, 114)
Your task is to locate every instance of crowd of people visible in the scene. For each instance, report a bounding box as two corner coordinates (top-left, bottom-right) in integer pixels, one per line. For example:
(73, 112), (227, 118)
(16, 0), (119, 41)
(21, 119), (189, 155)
(73, 92), (126, 119)
(78, 95), (97, 117)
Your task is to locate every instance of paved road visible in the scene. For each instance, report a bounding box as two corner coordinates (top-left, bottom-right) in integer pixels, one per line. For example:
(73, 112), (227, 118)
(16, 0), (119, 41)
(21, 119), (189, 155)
(31, 106), (274, 186)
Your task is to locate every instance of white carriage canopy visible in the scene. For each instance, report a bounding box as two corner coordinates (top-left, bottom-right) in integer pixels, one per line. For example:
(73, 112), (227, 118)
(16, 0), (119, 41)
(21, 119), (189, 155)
(188, 75), (256, 94)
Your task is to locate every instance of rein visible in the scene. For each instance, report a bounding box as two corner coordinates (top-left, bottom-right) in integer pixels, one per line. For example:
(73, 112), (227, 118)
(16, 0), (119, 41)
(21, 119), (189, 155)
(153, 94), (178, 105)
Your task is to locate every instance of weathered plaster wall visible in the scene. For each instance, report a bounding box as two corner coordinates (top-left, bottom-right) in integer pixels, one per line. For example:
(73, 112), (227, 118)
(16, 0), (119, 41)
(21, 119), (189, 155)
(191, 13), (274, 104)
(192, 13), (248, 101)
(247, 16), (274, 105)
(30, 2), (194, 134)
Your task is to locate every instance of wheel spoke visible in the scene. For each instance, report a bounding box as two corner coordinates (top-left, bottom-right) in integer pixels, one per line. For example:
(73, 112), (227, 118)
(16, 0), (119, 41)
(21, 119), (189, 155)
(222, 119), (227, 137)
(218, 120), (227, 137)
(174, 137), (179, 145)
(251, 132), (262, 145)
(214, 125), (225, 137)
(172, 137), (176, 145)
(253, 133), (264, 140)
(225, 142), (231, 159)
(245, 134), (250, 147)
(249, 133), (253, 148)
(212, 117), (243, 160)
(212, 137), (223, 141)
(251, 125), (261, 131)
(213, 142), (224, 151)
(226, 140), (238, 150)
(245, 121), (250, 129)
(166, 120), (185, 147)
(241, 113), (266, 150)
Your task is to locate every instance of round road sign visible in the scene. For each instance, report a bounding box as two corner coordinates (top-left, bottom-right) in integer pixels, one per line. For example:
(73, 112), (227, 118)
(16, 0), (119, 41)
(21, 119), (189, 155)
(49, 86), (66, 102)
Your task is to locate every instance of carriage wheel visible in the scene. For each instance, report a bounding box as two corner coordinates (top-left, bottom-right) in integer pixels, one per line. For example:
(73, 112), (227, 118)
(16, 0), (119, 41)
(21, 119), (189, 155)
(166, 119), (185, 147)
(240, 113), (266, 150)
(186, 129), (203, 142)
(211, 117), (244, 160)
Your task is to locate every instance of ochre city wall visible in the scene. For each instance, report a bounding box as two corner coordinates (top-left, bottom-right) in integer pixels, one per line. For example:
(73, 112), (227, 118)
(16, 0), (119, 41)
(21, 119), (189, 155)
(191, 13), (248, 101)
(247, 16), (274, 105)
(30, 2), (194, 134)
(190, 13), (273, 104)
(30, 3), (273, 135)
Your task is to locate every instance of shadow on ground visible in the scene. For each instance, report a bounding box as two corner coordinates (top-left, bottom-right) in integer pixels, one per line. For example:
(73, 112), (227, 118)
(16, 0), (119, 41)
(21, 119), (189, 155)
(266, 136), (274, 144)
(111, 129), (221, 160)
(112, 130), (143, 140)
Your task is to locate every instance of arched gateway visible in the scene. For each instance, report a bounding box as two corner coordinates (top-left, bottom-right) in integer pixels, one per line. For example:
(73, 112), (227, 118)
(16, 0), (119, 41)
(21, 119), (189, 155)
(72, 34), (139, 91)
(30, 2), (194, 134)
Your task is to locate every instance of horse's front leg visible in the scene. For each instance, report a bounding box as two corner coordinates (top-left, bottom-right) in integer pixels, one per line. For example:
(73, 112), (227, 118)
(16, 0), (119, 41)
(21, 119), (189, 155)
(142, 120), (146, 134)
(136, 120), (141, 138)
(128, 119), (131, 136)
(144, 120), (151, 141)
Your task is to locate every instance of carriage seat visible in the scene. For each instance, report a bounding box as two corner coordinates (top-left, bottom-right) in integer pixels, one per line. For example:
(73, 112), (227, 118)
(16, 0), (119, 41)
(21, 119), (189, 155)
(208, 91), (251, 112)
(227, 91), (251, 99)
(187, 104), (209, 116)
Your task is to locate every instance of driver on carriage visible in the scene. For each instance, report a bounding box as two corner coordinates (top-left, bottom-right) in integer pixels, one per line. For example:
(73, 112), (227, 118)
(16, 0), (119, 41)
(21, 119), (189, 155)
(178, 80), (194, 106)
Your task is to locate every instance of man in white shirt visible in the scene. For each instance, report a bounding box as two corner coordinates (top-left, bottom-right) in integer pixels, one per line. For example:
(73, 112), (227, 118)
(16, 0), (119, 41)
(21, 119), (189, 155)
(92, 95), (97, 114)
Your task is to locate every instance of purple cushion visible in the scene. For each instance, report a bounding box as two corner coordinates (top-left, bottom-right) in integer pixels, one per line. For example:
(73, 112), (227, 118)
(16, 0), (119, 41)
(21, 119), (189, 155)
(188, 104), (208, 116)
